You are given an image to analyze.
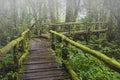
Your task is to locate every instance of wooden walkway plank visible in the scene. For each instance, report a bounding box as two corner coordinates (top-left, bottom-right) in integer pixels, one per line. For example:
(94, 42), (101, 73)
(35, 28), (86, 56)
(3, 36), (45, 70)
(20, 38), (71, 80)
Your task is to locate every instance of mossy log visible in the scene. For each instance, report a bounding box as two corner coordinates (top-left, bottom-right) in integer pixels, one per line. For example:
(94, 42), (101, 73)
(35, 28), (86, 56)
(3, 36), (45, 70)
(50, 30), (120, 73)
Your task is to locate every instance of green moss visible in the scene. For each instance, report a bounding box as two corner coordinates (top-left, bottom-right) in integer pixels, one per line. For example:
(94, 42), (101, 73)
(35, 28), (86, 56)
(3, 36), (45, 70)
(0, 37), (23, 55)
(63, 61), (80, 80)
(50, 30), (120, 73)
(0, 29), (30, 55)
(0, 29), (30, 80)
(19, 49), (28, 65)
(21, 29), (29, 37)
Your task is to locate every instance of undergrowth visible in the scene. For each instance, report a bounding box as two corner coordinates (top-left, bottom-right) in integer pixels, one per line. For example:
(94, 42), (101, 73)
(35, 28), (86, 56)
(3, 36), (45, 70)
(0, 52), (20, 80)
(54, 35), (120, 80)
(68, 45), (120, 80)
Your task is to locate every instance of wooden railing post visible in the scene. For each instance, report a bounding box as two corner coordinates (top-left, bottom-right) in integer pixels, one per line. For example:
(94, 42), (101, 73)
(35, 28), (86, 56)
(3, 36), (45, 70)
(51, 33), (55, 50)
(62, 41), (68, 60)
(86, 28), (91, 44)
(68, 25), (71, 35)
(19, 29), (29, 66)
(52, 25), (56, 31)
(41, 25), (44, 34)
(13, 45), (19, 70)
(28, 30), (30, 40)
(40, 24), (42, 35)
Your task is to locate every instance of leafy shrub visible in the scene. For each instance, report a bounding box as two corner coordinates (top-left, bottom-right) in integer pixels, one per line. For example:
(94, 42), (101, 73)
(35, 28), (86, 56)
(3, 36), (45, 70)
(0, 53), (18, 80)
(68, 45), (120, 80)
(54, 41), (120, 80)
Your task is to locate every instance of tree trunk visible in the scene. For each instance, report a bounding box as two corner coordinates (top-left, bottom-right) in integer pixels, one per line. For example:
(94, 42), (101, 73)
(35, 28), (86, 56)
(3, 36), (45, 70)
(65, 0), (74, 22)
(48, 0), (57, 23)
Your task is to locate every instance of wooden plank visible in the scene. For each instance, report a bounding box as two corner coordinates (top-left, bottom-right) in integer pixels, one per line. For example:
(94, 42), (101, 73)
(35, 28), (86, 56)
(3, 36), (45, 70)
(22, 67), (64, 73)
(20, 38), (71, 80)
(21, 73), (70, 80)
(24, 62), (60, 70)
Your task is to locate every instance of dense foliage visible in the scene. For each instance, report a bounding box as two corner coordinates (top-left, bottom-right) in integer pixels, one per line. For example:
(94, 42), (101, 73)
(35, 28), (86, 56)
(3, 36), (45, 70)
(68, 45), (120, 80)
(0, 46), (23, 79)
(54, 34), (120, 80)
(0, 53), (18, 80)
(80, 34), (120, 59)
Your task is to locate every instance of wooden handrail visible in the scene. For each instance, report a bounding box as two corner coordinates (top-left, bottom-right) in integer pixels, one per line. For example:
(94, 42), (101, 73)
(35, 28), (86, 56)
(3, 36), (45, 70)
(0, 29), (29, 56)
(0, 37), (23, 55)
(44, 22), (107, 26)
(47, 22), (108, 36)
(52, 22), (107, 26)
(50, 30), (120, 74)
(29, 22), (108, 39)
(0, 29), (30, 70)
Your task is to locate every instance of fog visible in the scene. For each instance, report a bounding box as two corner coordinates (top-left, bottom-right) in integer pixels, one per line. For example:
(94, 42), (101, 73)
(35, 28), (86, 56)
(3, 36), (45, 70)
(0, 0), (120, 45)
(0, 0), (119, 24)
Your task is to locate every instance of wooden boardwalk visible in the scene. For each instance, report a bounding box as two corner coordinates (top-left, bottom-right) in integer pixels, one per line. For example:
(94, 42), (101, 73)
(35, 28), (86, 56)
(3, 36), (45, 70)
(20, 38), (71, 80)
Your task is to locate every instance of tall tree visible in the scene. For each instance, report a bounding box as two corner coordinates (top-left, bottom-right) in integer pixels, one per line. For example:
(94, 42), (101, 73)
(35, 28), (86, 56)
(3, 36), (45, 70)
(48, 0), (58, 23)
(65, 0), (74, 22)
(73, 0), (81, 21)
(65, 0), (81, 22)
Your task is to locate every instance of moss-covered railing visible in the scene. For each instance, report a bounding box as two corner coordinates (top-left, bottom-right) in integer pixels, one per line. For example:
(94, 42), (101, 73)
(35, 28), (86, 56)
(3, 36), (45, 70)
(50, 30), (120, 80)
(48, 22), (107, 33)
(28, 22), (107, 39)
(0, 29), (30, 69)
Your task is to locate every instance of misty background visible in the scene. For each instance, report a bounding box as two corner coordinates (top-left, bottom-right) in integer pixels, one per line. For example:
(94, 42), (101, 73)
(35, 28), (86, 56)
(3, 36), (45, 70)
(0, 0), (120, 47)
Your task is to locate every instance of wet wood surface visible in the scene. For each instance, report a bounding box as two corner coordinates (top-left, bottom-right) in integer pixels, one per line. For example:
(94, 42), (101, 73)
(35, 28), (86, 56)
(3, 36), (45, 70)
(20, 38), (71, 80)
